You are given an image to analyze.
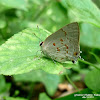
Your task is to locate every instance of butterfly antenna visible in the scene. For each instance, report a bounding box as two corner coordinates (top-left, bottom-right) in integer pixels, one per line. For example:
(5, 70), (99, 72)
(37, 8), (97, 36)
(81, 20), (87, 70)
(33, 25), (42, 44)
(37, 25), (43, 43)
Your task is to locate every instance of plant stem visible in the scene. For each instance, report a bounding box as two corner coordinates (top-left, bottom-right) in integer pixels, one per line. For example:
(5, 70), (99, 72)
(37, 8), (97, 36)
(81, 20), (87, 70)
(65, 71), (79, 92)
(78, 59), (100, 70)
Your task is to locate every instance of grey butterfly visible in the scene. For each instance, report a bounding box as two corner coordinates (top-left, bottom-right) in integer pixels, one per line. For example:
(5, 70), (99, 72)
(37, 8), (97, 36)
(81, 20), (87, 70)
(40, 22), (81, 63)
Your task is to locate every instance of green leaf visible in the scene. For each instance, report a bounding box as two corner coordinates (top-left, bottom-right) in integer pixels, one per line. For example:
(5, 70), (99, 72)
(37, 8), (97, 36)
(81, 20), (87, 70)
(14, 70), (60, 96)
(39, 93), (51, 100)
(66, 0), (100, 27)
(4, 97), (27, 100)
(0, 75), (11, 94)
(80, 23), (100, 49)
(85, 69), (100, 92)
(0, 28), (64, 75)
(0, 0), (27, 10)
(55, 88), (94, 100)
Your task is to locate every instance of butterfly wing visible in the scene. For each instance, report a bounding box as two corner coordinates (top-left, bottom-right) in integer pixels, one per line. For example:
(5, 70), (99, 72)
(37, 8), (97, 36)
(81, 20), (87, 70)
(41, 22), (80, 62)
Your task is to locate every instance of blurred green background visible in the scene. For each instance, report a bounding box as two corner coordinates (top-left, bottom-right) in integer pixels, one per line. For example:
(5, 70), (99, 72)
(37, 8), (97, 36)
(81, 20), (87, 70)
(0, 0), (100, 100)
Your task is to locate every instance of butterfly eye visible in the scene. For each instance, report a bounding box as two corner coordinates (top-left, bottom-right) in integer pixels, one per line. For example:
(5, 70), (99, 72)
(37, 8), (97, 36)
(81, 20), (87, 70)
(40, 42), (43, 46)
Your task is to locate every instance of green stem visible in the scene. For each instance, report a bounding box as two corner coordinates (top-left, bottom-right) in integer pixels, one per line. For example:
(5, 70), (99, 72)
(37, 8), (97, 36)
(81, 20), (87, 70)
(65, 71), (79, 92)
(89, 52), (100, 64)
(78, 59), (100, 70)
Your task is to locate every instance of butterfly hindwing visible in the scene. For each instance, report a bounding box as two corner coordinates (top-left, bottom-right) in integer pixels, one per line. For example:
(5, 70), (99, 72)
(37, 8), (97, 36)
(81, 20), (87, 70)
(41, 22), (80, 62)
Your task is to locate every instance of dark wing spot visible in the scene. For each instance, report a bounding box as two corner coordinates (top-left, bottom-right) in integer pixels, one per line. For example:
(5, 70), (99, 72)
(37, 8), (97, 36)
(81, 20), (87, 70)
(65, 44), (68, 49)
(53, 43), (56, 46)
(60, 39), (63, 42)
(74, 52), (78, 56)
(57, 47), (60, 51)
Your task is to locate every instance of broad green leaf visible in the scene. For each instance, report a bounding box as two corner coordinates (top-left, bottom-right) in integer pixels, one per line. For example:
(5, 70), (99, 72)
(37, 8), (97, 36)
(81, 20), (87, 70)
(14, 70), (60, 96)
(85, 69), (100, 92)
(4, 97), (27, 100)
(0, 28), (65, 75)
(55, 88), (95, 100)
(80, 23), (100, 49)
(0, 0), (27, 10)
(39, 93), (51, 100)
(66, 0), (100, 27)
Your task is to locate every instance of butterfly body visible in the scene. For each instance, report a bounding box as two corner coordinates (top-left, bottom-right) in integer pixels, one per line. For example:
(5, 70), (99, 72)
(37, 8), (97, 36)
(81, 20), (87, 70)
(40, 22), (80, 63)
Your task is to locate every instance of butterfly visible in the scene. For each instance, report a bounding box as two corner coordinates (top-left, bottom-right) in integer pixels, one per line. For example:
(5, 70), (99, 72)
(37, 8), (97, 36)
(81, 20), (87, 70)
(40, 22), (81, 63)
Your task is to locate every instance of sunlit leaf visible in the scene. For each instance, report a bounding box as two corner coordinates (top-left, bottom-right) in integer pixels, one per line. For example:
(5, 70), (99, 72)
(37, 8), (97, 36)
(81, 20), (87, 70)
(66, 0), (100, 27)
(0, 28), (64, 75)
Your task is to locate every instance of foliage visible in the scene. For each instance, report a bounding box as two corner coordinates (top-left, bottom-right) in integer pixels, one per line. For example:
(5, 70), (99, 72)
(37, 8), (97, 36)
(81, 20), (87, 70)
(0, 0), (100, 99)
(55, 88), (99, 100)
(14, 70), (60, 96)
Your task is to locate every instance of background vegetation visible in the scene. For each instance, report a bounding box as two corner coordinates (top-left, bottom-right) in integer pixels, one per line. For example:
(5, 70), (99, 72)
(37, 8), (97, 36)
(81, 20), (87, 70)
(0, 0), (100, 100)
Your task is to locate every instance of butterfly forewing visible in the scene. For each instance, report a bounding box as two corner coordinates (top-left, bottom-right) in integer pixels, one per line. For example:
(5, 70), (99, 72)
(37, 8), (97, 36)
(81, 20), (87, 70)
(41, 22), (80, 62)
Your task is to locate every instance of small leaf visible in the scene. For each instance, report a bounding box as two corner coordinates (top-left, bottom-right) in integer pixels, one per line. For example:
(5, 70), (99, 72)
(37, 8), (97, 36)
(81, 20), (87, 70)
(85, 69), (100, 92)
(39, 93), (51, 100)
(14, 70), (60, 96)
(66, 0), (100, 27)
(0, 28), (64, 75)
